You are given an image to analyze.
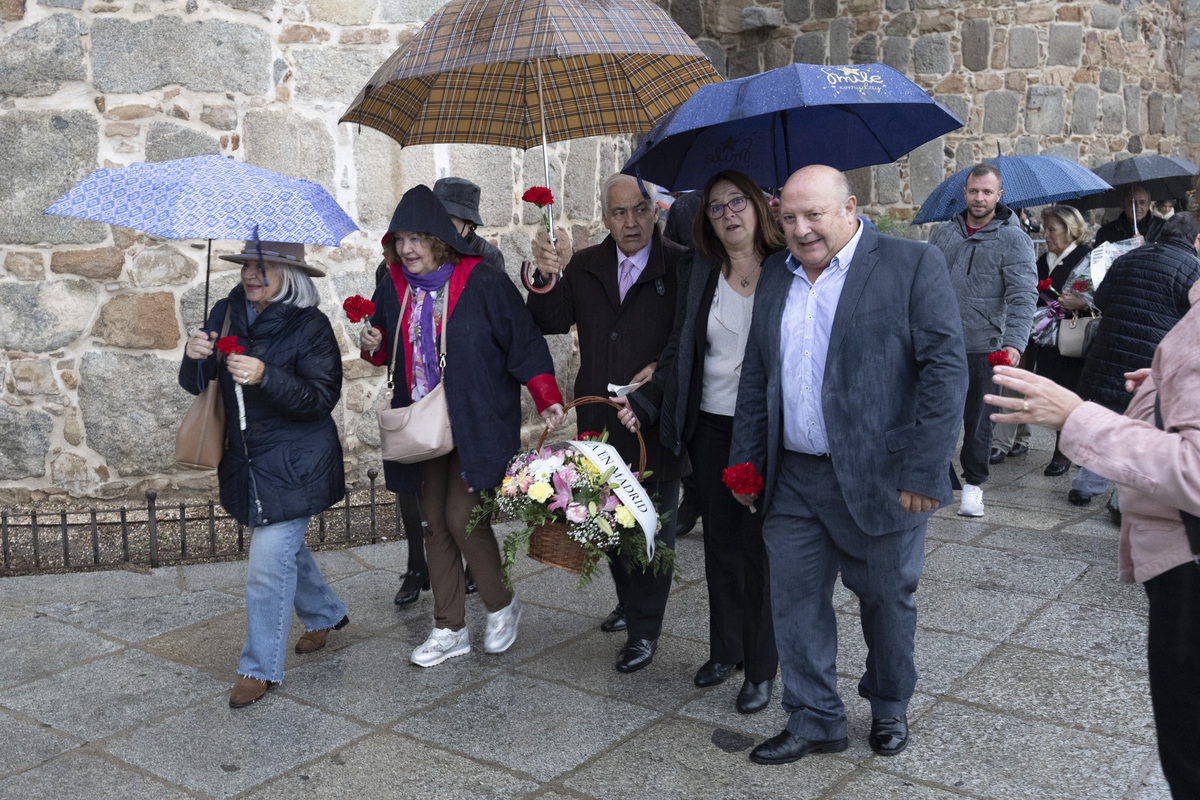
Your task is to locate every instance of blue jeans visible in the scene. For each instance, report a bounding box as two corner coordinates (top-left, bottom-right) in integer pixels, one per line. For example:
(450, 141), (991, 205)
(239, 516), (346, 682)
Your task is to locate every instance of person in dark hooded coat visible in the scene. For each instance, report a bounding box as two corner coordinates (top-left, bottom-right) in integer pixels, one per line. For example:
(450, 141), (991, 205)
(180, 240), (349, 710)
(360, 185), (565, 668)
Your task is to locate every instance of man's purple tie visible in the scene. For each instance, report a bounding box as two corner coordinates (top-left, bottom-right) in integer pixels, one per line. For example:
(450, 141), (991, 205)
(618, 258), (637, 303)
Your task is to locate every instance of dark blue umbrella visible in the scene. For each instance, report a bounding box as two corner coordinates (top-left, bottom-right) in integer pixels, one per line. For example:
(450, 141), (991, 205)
(1066, 154), (1199, 211)
(911, 155), (1113, 225)
(621, 62), (963, 191)
(44, 154), (357, 321)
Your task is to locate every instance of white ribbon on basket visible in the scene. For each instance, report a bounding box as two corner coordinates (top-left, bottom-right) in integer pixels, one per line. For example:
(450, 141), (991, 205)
(567, 440), (657, 559)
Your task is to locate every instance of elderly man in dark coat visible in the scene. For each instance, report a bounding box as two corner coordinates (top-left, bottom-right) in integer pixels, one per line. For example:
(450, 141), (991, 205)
(528, 174), (687, 673)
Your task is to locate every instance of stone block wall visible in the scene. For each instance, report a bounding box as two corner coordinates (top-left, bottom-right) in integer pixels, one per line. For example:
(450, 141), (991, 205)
(0, 0), (628, 503)
(1, 0), (1196, 502)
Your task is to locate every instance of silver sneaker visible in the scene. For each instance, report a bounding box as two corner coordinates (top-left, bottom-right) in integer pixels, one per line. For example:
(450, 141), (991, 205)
(411, 627), (470, 667)
(484, 597), (522, 654)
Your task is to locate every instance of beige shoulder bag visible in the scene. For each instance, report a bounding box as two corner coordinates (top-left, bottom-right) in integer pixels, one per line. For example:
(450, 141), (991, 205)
(175, 306), (232, 470)
(377, 287), (455, 463)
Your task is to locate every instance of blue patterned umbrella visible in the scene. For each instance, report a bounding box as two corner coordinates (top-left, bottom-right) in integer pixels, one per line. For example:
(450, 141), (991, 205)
(621, 62), (963, 191)
(44, 154), (358, 322)
(44, 154), (357, 245)
(912, 155), (1113, 225)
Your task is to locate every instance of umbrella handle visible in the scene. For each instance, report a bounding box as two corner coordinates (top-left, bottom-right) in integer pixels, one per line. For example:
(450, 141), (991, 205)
(522, 259), (557, 294)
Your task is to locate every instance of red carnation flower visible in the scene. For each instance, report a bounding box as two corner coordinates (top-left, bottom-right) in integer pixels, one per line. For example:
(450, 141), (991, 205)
(1070, 280), (1089, 292)
(522, 186), (554, 208)
(577, 430), (602, 441)
(343, 295), (375, 323)
(216, 336), (243, 356)
(987, 350), (1011, 367)
(722, 462), (764, 496)
(1036, 278), (1052, 291)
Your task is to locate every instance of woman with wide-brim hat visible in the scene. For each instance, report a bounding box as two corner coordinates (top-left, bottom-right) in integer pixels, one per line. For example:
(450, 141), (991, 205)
(360, 185), (566, 667)
(180, 240), (349, 708)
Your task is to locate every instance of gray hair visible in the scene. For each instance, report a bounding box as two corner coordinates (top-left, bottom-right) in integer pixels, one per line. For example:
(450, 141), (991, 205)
(1041, 205), (1088, 245)
(268, 262), (320, 309)
(600, 174), (660, 215)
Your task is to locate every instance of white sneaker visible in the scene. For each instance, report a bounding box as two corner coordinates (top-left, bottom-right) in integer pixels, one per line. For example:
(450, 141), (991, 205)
(958, 484), (985, 517)
(411, 627), (470, 667)
(483, 597), (523, 654)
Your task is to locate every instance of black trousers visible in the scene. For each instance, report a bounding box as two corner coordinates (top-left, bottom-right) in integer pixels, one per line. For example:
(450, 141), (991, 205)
(609, 477), (679, 640)
(960, 352), (999, 486)
(1144, 561), (1200, 799)
(689, 412), (778, 683)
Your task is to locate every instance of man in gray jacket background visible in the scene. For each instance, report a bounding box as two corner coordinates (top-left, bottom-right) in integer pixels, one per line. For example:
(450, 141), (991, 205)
(928, 163), (1037, 517)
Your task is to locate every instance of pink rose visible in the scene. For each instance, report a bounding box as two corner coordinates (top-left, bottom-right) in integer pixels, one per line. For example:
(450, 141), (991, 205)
(565, 503), (588, 524)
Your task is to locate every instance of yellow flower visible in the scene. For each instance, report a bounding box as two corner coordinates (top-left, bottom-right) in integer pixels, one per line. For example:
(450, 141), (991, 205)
(615, 505), (636, 528)
(527, 481), (553, 503)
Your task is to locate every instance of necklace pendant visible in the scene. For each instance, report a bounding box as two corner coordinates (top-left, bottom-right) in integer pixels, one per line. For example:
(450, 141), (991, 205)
(740, 277), (749, 287)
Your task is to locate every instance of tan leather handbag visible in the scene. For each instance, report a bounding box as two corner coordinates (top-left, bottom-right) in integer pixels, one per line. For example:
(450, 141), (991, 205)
(377, 287), (454, 464)
(175, 308), (231, 470)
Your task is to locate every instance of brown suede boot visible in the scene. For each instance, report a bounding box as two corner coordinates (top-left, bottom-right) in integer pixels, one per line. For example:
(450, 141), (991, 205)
(229, 676), (273, 708)
(294, 614), (350, 654)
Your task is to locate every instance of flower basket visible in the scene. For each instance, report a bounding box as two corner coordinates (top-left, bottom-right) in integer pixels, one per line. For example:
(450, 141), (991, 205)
(527, 521), (586, 573)
(468, 396), (668, 589)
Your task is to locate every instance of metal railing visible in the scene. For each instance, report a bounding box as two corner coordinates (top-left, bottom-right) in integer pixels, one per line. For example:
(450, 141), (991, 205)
(0, 468), (402, 576)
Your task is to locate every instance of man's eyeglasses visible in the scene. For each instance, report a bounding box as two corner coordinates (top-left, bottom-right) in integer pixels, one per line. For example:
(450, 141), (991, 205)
(706, 195), (750, 219)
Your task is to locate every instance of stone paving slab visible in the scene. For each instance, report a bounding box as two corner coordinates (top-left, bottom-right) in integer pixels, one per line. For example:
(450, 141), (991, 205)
(922, 541), (1088, 597)
(103, 695), (367, 798)
(240, 732), (540, 800)
(0, 649), (227, 741)
(396, 672), (661, 781)
(563, 716), (857, 799)
(880, 701), (1154, 800)
(36, 589), (244, 642)
(0, 751), (195, 800)
(0, 617), (123, 690)
(1012, 601), (1148, 669)
(0, 710), (77, 775)
(914, 578), (1047, 641)
(947, 644), (1155, 745)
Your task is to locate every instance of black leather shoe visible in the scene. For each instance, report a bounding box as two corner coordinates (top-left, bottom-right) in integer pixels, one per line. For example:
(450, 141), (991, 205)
(394, 569), (430, 606)
(868, 715), (909, 756)
(1007, 443), (1029, 458)
(736, 678), (772, 714)
(600, 604), (627, 633)
(749, 730), (848, 765)
(694, 659), (741, 688)
(1044, 455), (1071, 477)
(464, 567), (477, 596)
(616, 637), (657, 672)
(1068, 489), (1093, 506)
(988, 447), (1006, 465)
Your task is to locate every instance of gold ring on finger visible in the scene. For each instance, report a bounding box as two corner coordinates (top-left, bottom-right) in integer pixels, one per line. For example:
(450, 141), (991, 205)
(1023, 400), (1031, 412)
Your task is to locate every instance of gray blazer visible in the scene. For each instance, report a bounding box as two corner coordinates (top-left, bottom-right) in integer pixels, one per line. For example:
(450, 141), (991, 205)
(729, 224), (969, 535)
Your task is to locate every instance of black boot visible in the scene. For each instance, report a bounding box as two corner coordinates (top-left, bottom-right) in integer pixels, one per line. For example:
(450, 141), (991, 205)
(394, 569), (430, 606)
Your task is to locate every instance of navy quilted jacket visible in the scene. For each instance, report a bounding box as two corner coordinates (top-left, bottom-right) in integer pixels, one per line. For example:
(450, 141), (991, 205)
(1077, 237), (1198, 411)
(179, 286), (345, 527)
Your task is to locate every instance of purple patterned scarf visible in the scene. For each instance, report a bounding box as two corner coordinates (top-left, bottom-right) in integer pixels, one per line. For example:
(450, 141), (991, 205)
(401, 262), (455, 397)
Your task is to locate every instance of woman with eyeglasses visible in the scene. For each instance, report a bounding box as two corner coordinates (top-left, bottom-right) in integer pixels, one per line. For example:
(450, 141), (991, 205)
(617, 170), (786, 713)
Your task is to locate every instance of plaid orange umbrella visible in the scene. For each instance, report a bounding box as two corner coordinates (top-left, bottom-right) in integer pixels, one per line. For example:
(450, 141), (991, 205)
(340, 0), (721, 241)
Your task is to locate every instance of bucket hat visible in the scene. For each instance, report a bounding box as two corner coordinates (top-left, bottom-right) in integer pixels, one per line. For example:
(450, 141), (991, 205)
(433, 177), (484, 226)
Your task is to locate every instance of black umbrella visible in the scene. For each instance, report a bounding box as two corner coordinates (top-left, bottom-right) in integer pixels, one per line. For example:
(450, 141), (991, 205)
(1069, 155), (1198, 210)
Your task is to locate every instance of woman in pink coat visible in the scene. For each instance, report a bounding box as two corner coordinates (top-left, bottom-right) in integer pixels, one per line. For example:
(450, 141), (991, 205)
(985, 276), (1200, 799)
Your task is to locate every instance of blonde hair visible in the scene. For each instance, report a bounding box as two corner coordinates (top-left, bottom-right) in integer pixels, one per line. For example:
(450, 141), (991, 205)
(1041, 205), (1088, 245)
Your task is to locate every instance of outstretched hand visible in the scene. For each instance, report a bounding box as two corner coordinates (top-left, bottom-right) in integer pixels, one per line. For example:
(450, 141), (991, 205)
(985, 365), (1084, 431)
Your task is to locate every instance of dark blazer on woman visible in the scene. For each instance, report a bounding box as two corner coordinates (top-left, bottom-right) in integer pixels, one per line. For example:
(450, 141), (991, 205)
(180, 286), (345, 527)
(526, 230), (688, 481)
(628, 251), (719, 452)
(364, 256), (561, 493)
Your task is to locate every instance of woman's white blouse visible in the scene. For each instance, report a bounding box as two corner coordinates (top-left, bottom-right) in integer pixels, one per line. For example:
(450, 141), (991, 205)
(700, 274), (754, 416)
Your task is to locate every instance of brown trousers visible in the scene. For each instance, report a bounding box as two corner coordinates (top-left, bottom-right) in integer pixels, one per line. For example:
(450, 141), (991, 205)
(420, 449), (512, 631)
